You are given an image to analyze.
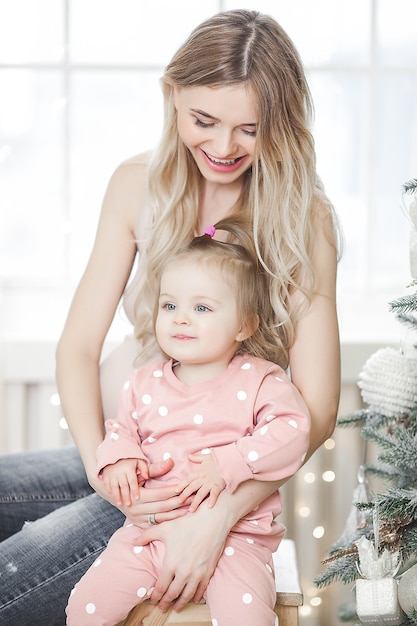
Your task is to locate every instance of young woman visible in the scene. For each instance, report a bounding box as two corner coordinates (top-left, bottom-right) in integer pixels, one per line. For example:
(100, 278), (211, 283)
(66, 222), (311, 626)
(0, 10), (340, 625)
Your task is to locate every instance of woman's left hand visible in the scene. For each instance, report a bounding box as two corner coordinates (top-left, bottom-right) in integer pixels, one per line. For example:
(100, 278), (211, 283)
(133, 500), (230, 611)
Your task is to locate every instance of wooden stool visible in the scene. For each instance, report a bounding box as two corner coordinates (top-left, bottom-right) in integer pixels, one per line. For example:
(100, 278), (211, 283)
(118, 539), (302, 626)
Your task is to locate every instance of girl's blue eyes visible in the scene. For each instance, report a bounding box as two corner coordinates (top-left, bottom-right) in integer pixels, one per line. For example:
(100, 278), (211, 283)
(162, 303), (211, 313)
(193, 118), (256, 137)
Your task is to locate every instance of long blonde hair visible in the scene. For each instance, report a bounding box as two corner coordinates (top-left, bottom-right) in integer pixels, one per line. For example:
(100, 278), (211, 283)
(134, 9), (338, 369)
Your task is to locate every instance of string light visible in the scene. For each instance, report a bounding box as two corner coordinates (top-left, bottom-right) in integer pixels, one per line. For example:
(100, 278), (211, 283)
(322, 470), (335, 482)
(303, 471), (315, 483)
(313, 525), (325, 539)
(298, 506), (310, 518)
(50, 392), (68, 431)
(299, 605), (312, 617)
(59, 417), (69, 430)
(298, 430), (335, 620)
(50, 392), (60, 406)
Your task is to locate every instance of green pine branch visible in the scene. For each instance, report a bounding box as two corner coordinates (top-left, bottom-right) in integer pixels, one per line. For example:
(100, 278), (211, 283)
(314, 555), (359, 588)
(365, 464), (417, 488)
(403, 178), (417, 195)
(401, 524), (417, 562)
(337, 601), (358, 622)
(337, 409), (389, 429)
(395, 312), (417, 334)
(337, 410), (368, 428)
(373, 488), (417, 522)
(327, 526), (372, 556)
(405, 608), (417, 625)
(398, 616), (417, 626)
(389, 293), (417, 314)
(361, 431), (417, 485)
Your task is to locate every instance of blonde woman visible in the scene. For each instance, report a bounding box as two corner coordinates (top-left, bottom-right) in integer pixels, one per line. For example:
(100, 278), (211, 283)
(0, 10), (340, 625)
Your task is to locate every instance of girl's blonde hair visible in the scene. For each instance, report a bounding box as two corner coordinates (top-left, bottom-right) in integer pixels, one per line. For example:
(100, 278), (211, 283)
(134, 9), (338, 369)
(155, 217), (283, 365)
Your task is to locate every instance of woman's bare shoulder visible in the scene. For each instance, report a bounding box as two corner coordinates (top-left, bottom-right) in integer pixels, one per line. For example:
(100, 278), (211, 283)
(102, 151), (152, 224)
(110, 151), (151, 186)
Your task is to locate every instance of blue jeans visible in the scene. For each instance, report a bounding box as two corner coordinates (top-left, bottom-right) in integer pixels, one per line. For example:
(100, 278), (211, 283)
(0, 447), (125, 625)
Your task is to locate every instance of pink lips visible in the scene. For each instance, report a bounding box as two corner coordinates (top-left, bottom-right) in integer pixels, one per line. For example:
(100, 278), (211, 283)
(201, 149), (246, 173)
(174, 334), (194, 340)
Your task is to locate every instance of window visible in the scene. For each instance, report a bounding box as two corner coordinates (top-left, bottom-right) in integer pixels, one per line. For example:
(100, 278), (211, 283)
(1, 0), (416, 342)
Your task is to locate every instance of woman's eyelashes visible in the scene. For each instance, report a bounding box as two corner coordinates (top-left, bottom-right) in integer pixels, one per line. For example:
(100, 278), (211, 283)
(193, 117), (256, 137)
(194, 117), (214, 129)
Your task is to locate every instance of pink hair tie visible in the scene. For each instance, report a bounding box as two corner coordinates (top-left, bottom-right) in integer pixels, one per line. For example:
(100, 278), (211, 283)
(204, 225), (216, 238)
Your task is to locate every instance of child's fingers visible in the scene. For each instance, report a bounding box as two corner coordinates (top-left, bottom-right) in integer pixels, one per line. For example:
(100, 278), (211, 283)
(174, 474), (191, 493)
(188, 453), (205, 464)
(205, 485), (222, 509)
(114, 477), (130, 506)
(128, 474), (141, 501)
(187, 486), (211, 512)
(102, 476), (113, 496)
(107, 481), (123, 506)
(137, 459), (149, 480)
(176, 481), (198, 503)
(103, 475), (119, 501)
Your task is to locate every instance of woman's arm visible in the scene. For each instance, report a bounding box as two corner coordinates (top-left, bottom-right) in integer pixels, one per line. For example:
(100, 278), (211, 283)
(56, 157), (145, 482)
(56, 156), (197, 514)
(289, 204), (341, 453)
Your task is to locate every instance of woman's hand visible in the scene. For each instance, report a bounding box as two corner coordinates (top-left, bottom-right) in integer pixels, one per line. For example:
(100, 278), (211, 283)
(132, 479), (280, 611)
(134, 500), (230, 611)
(90, 458), (190, 525)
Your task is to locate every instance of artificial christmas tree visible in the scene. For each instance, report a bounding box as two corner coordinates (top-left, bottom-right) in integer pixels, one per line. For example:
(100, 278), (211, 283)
(315, 179), (417, 625)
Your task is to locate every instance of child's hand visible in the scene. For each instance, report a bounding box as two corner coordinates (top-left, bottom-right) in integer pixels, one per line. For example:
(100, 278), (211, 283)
(176, 453), (226, 512)
(101, 458), (149, 507)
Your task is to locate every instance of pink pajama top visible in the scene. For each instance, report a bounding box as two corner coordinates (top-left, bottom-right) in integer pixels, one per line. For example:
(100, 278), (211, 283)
(96, 353), (310, 551)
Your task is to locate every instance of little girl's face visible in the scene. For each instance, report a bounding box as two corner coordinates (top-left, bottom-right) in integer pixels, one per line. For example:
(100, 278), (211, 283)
(156, 261), (246, 368)
(174, 84), (257, 187)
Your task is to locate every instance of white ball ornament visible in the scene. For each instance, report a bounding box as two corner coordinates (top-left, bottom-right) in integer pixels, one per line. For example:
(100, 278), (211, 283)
(358, 347), (417, 417)
(398, 563), (417, 619)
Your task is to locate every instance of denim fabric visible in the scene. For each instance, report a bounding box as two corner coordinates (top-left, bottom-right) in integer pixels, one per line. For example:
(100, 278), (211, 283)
(0, 447), (125, 625)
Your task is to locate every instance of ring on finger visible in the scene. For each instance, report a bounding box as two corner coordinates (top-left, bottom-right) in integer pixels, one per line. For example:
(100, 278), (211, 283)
(148, 512), (157, 526)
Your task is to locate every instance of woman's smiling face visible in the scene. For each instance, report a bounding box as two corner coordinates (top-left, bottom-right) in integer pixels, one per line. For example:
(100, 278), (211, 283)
(174, 84), (258, 185)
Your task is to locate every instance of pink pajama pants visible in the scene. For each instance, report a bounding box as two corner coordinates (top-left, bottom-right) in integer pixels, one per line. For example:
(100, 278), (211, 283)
(65, 523), (278, 626)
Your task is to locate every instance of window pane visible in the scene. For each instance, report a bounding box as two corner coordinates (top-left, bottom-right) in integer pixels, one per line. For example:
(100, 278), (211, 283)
(309, 71), (369, 290)
(0, 70), (65, 281)
(377, 0), (417, 66)
(224, 0), (371, 66)
(68, 70), (163, 280)
(69, 0), (219, 66)
(0, 0), (64, 63)
(371, 71), (417, 288)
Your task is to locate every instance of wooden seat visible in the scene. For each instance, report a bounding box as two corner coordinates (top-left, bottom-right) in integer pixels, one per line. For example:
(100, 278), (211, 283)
(118, 539), (302, 626)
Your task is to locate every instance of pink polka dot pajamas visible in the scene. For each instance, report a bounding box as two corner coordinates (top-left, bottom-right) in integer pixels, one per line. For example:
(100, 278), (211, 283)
(66, 354), (310, 626)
